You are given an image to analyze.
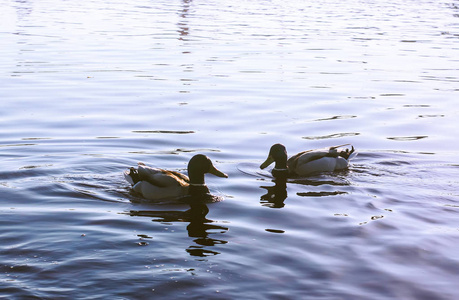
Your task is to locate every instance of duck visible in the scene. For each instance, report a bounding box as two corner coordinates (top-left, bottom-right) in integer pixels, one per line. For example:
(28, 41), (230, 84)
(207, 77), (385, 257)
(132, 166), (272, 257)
(260, 143), (357, 177)
(124, 154), (228, 200)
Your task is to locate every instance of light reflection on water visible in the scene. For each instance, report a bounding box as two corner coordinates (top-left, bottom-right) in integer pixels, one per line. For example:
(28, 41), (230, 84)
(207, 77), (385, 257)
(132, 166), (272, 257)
(1, 0), (459, 298)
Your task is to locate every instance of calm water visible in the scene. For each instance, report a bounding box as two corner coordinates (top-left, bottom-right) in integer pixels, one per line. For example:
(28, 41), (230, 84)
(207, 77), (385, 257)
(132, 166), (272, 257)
(1, 0), (459, 298)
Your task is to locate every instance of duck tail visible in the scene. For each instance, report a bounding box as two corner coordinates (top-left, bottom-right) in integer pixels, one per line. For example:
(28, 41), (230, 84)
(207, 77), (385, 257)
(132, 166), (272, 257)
(339, 146), (357, 160)
(330, 143), (351, 150)
(124, 167), (140, 185)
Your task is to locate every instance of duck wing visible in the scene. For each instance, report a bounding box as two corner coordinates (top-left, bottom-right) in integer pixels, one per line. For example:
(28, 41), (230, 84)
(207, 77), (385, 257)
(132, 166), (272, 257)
(287, 148), (331, 171)
(137, 164), (189, 187)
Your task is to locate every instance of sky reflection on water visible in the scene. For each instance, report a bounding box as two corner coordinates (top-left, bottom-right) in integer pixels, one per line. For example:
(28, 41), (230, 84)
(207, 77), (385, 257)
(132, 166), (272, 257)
(1, 0), (459, 299)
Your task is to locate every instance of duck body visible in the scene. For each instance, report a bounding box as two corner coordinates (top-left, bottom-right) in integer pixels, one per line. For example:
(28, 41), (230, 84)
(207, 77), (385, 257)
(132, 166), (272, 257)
(261, 143), (356, 177)
(125, 164), (190, 200)
(125, 154), (227, 200)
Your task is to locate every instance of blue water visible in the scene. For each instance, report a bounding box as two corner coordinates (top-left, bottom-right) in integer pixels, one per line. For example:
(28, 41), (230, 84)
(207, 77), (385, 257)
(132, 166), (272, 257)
(1, 0), (458, 298)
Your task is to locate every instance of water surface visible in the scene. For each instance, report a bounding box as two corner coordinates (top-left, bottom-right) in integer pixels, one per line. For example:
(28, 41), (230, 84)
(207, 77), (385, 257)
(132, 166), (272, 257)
(1, 0), (458, 299)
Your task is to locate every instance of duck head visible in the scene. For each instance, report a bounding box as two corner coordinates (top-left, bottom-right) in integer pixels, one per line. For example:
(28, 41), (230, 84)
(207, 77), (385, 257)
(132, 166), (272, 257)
(187, 154), (228, 193)
(260, 144), (289, 177)
(187, 154), (227, 197)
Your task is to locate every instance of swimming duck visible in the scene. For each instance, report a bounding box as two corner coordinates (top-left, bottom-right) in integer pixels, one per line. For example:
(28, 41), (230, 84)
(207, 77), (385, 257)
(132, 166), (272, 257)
(124, 154), (228, 200)
(260, 143), (357, 177)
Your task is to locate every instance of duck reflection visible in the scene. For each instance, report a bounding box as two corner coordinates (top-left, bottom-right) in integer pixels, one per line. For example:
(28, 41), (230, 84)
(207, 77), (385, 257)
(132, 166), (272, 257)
(292, 176), (350, 198)
(177, 0), (192, 40)
(260, 178), (288, 208)
(14, 0), (33, 19)
(127, 194), (228, 257)
(260, 175), (351, 208)
(448, 2), (458, 18)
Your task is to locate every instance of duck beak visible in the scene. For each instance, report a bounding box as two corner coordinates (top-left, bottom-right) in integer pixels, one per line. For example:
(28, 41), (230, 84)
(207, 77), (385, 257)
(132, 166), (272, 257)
(208, 164), (228, 178)
(260, 156), (275, 169)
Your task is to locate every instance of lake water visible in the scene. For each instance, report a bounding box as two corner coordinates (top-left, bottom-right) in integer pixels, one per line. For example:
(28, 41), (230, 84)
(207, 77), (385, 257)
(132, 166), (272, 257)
(1, 0), (458, 298)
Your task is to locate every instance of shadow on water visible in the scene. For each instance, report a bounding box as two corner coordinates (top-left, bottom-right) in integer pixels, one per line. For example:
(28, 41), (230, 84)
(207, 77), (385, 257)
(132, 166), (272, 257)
(126, 194), (228, 257)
